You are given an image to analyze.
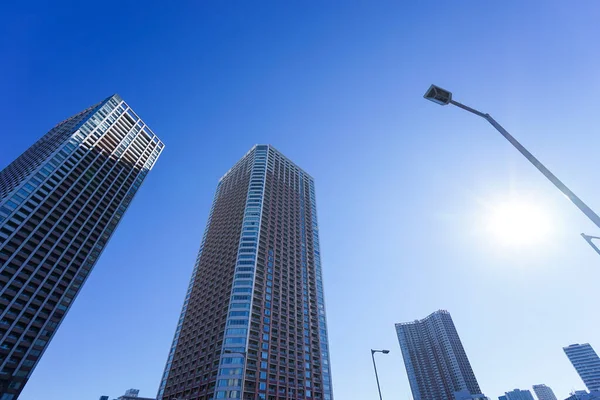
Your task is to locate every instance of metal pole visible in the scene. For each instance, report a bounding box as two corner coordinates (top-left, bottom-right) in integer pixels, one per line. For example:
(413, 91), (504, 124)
(450, 99), (600, 230)
(582, 233), (600, 256)
(371, 351), (383, 400)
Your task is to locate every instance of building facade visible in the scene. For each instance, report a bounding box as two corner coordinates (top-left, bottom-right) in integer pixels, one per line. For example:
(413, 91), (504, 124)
(501, 389), (535, 400)
(564, 344), (600, 392)
(395, 310), (482, 400)
(157, 145), (333, 400)
(533, 384), (558, 400)
(0, 95), (164, 398)
(454, 389), (489, 400)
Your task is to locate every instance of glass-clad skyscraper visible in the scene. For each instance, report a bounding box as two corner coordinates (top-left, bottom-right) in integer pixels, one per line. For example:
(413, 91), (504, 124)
(0, 95), (164, 398)
(564, 343), (600, 392)
(158, 145), (333, 400)
(395, 310), (482, 400)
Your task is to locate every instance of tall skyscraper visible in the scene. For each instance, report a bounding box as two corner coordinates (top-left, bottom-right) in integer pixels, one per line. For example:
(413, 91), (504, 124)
(564, 344), (600, 392)
(0, 95), (164, 398)
(157, 145), (333, 400)
(500, 389), (535, 400)
(532, 384), (558, 400)
(395, 310), (483, 400)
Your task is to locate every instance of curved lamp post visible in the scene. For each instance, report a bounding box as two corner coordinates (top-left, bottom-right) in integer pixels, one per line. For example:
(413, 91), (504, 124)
(371, 349), (390, 400)
(424, 84), (600, 255)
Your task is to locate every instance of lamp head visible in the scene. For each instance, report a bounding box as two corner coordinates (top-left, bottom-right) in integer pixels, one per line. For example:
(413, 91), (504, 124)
(424, 84), (452, 105)
(371, 349), (390, 354)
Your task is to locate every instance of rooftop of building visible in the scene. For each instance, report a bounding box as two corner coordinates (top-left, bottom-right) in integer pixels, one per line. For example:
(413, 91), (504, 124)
(219, 144), (314, 182)
(395, 309), (451, 327)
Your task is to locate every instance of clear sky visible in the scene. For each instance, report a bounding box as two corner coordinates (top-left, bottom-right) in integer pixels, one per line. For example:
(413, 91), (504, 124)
(2, 1), (600, 399)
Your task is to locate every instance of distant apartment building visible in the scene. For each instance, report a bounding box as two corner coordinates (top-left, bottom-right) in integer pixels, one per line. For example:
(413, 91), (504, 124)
(500, 388), (535, 400)
(395, 310), (484, 400)
(533, 384), (558, 400)
(118, 388), (155, 400)
(564, 344), (600, 392)
(99, 389), (155, 400)
(564, 391), (600, 400)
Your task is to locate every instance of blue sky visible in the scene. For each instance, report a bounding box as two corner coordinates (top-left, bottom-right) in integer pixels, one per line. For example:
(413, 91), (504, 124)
(2, 1), (600, 399)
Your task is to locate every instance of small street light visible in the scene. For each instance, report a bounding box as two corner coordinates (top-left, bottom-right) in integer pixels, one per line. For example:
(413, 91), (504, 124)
(424, 84), (600, 254)
(371, 349), (390, 400)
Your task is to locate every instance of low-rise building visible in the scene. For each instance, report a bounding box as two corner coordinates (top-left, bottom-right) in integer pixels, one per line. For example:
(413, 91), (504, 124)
(564, 391), (600, 400)
(98, 389), (155, 400)
(501, 388), (535, 400)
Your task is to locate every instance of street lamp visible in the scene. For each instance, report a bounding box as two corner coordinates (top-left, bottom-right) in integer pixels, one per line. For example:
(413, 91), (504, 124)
(424, 84), (600, 253)
(371, 349), (390, 400)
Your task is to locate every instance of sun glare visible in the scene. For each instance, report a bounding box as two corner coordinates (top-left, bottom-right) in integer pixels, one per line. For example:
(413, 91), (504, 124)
(484, 199), (553, 246)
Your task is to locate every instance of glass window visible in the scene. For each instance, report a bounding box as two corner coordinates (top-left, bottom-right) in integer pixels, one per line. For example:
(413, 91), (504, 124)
(229, 311), (249, 317)
(222, 357), (244, 365)
(224, 337), (246, 344)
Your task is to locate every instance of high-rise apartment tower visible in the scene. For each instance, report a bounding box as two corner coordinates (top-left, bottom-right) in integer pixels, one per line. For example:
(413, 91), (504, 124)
(564, 343), (600, 392)
(395, 310), (482, 400)
(157, 145), (333, 400)
(532, 384), (558, 400)
(0, 95), (163, 398)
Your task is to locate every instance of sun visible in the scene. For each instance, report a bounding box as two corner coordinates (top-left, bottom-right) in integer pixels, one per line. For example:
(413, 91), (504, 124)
(484, 198), (553, 246)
